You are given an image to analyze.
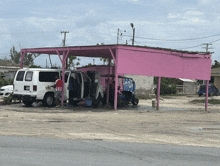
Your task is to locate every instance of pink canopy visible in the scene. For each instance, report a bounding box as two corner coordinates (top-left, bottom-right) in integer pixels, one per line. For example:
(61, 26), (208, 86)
(20, 44), (211, 111)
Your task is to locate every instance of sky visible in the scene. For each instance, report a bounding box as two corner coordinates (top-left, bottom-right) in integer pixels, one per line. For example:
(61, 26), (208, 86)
(0, 0), (220, 67)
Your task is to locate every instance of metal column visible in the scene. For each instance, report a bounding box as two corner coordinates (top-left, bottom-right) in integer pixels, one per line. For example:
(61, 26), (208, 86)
(157, 77), (161, 110)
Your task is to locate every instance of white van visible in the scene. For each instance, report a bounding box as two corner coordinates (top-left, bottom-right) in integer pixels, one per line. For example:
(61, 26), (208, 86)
(13, 68), (103, 107)
(13, 68), (62, 106)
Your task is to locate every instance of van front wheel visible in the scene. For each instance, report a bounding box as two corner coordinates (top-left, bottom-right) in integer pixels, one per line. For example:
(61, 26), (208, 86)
(23, 100), (34, 106)
(43, 94), (54, 107)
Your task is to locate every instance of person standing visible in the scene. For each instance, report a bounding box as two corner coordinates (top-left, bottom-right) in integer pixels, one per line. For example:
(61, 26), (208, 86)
(54, 76), (63, 107)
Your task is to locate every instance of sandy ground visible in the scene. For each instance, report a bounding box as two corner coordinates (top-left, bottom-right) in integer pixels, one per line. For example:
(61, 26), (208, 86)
(0, 95), (220, 147)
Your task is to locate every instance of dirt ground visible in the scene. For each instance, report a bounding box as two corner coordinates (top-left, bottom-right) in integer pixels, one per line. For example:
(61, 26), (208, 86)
(0, 95), (220, 147)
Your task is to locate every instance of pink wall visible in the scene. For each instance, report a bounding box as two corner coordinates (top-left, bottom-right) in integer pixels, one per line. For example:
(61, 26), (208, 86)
(117, 48), (211, 80)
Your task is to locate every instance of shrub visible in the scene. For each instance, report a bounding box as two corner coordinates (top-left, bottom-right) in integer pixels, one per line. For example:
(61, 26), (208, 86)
(154, 83), (177, 96)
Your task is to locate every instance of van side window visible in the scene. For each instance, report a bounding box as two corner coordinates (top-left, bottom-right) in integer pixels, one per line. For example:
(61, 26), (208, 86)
(39, 72), (59, 82)
(25, 72), (33, 81)
(16, 71), (25, 81)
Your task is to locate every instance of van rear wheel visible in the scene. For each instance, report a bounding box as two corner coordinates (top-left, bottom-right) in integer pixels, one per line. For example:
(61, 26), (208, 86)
(43, 94), (54, 107)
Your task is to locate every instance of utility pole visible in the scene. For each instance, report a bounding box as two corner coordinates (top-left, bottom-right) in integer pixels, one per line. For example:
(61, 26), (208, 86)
(202, 43), (213, 84)
(202, 43), (213, 54)
(117, 28), (126, 44)
(130, 23), (135, 46)
(60, 31), (69, 47)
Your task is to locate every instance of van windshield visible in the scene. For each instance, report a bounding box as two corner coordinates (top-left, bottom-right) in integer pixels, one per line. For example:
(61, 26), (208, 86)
(39, 72), (59, 82)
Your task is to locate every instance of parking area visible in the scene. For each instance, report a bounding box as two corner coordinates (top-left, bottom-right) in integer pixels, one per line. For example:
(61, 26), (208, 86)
(0, 95), (220, 147)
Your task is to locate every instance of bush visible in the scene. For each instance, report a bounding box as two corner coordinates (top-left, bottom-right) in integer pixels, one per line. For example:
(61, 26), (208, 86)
(0, 78), (13, 87)
(154, 83), (177, 96)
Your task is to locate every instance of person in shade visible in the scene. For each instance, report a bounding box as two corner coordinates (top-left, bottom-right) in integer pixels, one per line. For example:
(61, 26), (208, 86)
(53, 76), (63, 107)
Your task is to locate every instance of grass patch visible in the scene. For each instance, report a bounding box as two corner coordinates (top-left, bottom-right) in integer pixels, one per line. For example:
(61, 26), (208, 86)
(191, 99), (220, 104)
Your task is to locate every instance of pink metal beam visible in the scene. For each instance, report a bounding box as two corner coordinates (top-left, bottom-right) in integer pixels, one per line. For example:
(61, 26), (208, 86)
(106, 58), (111, 105)
(60, 50), (69, 106)
(20, 51), (26, 69)
(114, 50), (118, 110)
(56, 50), (63, 64)
(109, 47), (117, 64)
(109, 47), (118, 110)
(157, 77), (161, 110)
(205, 80), (209, 112)
(55, 49), (70, 106)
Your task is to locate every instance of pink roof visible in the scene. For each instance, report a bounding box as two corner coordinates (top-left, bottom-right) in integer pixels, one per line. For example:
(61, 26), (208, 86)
(21, 44), (211, 80)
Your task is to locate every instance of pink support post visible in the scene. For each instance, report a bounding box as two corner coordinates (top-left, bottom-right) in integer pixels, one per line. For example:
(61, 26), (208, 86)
(114, 55), (118, 111)
(157, 77), (161, 110)
(56, 50), (65, 107)
(205, 80), (209, 112)
(20, 51), (25, 69)
(60, 51), (69, 106)
(114, 73), (118, 110)
(106, 58), (111, 105)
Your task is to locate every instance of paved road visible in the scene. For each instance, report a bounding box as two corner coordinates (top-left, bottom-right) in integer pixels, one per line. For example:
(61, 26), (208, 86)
(1, 136), (220, 166)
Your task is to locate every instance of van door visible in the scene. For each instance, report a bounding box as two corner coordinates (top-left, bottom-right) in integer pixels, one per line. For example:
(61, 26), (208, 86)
(81, 72), (91, 98)
(64, 71), (71, 100)
(75, 72), (83, 99)
(23, 71), (34, 94)
(14, 70), (26, 93)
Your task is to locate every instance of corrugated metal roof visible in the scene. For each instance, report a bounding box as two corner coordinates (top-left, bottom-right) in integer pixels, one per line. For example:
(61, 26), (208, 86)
(178, 78), (196, 82)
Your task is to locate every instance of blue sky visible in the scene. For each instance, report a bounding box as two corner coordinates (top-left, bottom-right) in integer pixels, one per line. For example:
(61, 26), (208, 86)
(0, 0), (220, 67)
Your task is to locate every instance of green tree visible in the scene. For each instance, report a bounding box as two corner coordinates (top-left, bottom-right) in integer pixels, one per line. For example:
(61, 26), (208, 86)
(9, 46), (20, 64)
(82, 63), (93, 67)
(211, 60), (220, 69)
(68, 56), (80, 69)
(9, 46), (40, 66)
(154, 77), (177, 95)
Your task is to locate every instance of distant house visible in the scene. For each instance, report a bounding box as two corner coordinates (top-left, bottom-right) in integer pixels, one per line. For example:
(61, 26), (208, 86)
(153, 78), (199, 94)
(77, 65), (154, 97)
(0, 59), (21, 80)
(177, 78), (199, 94)
(211, 67), (220, 90)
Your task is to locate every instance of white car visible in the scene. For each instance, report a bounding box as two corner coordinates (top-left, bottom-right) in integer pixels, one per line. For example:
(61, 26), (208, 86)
(0, 85), (13, 98)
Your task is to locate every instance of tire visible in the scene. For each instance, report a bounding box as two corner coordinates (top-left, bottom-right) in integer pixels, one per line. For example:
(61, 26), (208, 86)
(72, 101), (79, 106)
(43, 94), (54, 107)
(92, 94), (101, 107)
(23, 100), (34, 106)
(132, 97), (139, 105)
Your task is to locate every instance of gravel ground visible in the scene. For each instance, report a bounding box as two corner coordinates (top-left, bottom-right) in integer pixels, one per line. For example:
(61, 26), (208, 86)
(0, 95), (220, 147)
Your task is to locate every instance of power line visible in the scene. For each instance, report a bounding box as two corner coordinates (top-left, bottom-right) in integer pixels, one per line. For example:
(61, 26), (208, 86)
(181, 38), (220, 50)
(181, 44), (204, 50)
(123, 33), (220, 42)
(0, 31), (60, 35)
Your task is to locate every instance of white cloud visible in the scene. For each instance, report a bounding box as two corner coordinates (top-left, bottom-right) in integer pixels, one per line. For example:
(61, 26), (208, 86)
(167, 10), (208, 25)
(168, 13), (181, 19)
(25, 17), (65, 31)
(198, 0), (212, 4)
